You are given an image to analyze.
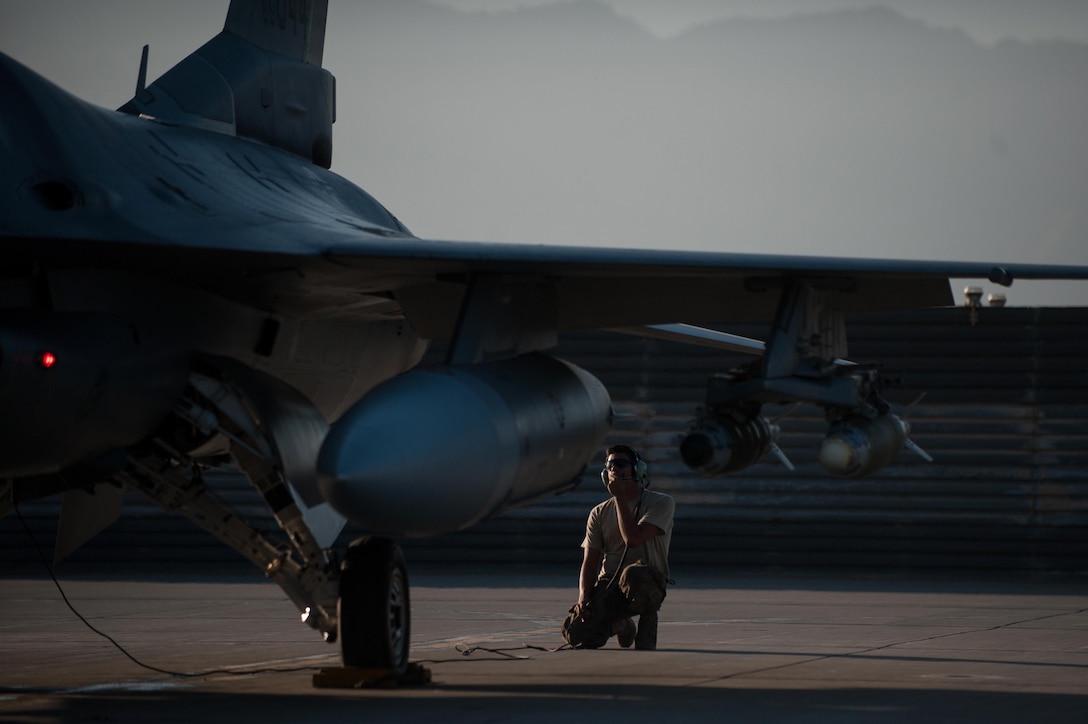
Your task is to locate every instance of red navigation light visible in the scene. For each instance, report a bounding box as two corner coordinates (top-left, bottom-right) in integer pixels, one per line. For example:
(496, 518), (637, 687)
(38, 351), (57, 369)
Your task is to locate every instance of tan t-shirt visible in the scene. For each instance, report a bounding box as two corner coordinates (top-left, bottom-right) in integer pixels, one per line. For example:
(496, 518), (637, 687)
(582, 490), (674, 581)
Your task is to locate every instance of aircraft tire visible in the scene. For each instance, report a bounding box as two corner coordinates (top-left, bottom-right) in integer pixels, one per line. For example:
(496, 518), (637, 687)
(338, 536), (411, 676)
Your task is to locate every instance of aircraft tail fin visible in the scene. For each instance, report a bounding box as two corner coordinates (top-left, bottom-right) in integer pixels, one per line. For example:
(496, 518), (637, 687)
(224, 0), (329, 66)
(120, 0), (335, 168)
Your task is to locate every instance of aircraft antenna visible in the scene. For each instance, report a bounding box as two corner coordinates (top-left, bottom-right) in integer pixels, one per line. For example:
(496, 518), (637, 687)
(135, 44), (149, 97)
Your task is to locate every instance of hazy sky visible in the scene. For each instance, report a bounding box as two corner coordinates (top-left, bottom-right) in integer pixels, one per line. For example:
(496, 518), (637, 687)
(2, 1), (1087, 306)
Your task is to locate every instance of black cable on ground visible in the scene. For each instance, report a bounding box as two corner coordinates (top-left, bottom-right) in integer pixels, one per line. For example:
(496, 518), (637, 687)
(13, 502), (326, 679)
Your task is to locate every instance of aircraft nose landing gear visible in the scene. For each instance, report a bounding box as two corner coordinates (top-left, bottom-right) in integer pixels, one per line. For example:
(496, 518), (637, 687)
(121, 364), (417, 679)
(338, 536), (412, 677)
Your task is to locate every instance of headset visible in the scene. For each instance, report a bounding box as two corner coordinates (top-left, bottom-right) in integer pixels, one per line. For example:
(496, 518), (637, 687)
(601, 448), (649, 490)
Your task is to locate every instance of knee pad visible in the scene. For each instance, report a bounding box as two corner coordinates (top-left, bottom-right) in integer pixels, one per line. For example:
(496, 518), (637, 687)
(619, 562), (667, 613)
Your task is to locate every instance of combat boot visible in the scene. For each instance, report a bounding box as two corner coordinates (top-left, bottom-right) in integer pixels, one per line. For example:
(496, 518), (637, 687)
(615, 617), (636, 648)
(635, 611), (657, 650)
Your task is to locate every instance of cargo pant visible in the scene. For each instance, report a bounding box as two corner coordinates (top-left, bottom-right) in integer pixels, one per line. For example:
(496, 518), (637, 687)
(562, 561), (667, 649)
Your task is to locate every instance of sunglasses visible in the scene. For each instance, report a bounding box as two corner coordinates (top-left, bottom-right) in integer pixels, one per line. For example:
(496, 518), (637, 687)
(605, 459), (632, 470)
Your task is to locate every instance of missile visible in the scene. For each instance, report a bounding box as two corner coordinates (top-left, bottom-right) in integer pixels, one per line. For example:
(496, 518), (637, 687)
(680, 414), (780, 476)
(818, 413), (910, 478)
(317, 353), (611, 537)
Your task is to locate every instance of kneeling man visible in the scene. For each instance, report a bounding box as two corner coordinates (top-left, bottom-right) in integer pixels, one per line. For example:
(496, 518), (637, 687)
(564, 445), (674, 650)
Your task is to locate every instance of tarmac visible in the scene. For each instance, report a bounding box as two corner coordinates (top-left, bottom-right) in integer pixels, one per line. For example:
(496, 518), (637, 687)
(1, 568), (1086, 723)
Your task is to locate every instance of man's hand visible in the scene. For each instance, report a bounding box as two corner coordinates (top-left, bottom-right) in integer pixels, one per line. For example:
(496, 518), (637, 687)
(573, 600), (592, 621)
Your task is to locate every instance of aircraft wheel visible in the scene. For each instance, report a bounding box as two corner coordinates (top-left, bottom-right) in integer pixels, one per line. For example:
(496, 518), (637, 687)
(338, 536), (411, 676)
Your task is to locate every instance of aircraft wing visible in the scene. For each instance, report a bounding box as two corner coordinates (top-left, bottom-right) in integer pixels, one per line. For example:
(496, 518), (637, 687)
(9, 216), (1086, 340)
(317, 234), (1088, 337)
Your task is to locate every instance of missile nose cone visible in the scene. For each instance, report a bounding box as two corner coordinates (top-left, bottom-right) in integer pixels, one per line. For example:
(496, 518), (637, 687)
(818, 435), (858, 477)
(819, 414), (910, 478)
(679, 431), (716, 470)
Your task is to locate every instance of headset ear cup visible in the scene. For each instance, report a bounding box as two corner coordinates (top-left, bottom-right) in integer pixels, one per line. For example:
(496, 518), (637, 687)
(635, 459), (647, 483)
(601, 468), (608, 488)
